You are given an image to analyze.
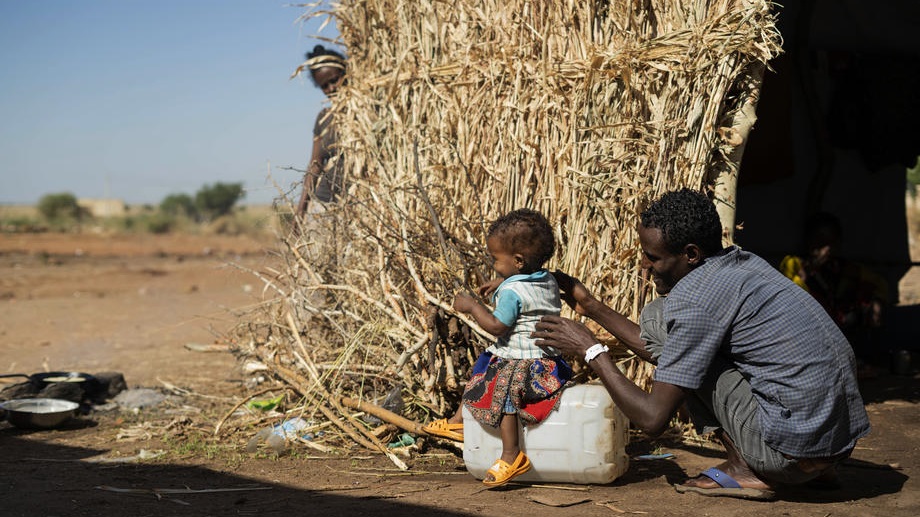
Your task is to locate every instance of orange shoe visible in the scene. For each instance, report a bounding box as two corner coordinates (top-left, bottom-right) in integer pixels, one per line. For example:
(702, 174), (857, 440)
(422, 418), (463, 441)
(483, 451), (531, 488)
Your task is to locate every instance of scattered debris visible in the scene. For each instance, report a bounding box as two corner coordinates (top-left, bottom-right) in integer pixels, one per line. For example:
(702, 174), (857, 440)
(95, 484), (272, 506)
(84, 449), (167, 464)
(246, 394), (283, 411)
(184, 342), (231, 353)
(114, 388), (166, 410)
(116, 422), (155, 441)
(595, 501), (649, 514)
(245, 417), (317, 454)
(525, 491), (592, 507)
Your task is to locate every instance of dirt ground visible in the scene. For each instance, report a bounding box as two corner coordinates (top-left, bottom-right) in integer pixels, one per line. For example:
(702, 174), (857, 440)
(0, 231), (917, 517)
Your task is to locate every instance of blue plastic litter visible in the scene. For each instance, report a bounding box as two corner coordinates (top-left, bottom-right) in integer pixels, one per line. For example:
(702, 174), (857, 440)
(387, 432), (415, 448)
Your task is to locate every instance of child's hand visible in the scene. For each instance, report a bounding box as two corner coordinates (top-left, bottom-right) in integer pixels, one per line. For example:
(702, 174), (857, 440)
(476, 277), (503, 298)
(455, 291), (510, 337)
(453, 292), (478, 314)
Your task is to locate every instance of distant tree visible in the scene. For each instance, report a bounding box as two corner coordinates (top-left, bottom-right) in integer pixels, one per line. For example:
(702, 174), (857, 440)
(194, 182), (244, 220)
(160, 193), (198, 219)
(143, 213), (174, 234)
(37, 192), (84, 221)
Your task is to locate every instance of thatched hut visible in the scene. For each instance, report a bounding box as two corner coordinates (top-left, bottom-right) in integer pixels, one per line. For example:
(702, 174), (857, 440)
(229, 0), (782, 456)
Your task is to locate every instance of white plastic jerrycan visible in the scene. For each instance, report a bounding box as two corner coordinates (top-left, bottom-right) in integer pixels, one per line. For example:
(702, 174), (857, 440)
(462, 382), (630, 484)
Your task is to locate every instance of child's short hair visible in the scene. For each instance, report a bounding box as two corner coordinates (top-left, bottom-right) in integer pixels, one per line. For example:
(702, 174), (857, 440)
(488, 208), (555, 272)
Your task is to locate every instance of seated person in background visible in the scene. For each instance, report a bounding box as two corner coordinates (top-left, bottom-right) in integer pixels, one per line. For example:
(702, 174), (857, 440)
(779, 212), (888, 377)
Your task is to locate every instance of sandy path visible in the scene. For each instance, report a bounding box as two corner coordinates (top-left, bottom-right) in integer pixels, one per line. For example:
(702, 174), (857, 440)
(0, 233), (272, 388)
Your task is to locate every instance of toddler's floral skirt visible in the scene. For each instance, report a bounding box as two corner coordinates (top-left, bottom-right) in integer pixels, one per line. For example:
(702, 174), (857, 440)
(462, 352), (572, 427)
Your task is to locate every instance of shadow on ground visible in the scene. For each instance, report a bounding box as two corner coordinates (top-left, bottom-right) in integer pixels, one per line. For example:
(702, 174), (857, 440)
(779, 458), (909, 503)
(0, 433), (470, 517)
(625, 438), (909, 503)
(858, 372), (920, 404)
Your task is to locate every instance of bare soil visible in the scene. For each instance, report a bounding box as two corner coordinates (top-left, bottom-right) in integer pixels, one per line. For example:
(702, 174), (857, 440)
(0, 232), (917, 517)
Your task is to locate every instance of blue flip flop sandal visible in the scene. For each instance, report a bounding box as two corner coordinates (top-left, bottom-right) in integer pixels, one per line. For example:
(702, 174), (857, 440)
(674, 467), (776, 501)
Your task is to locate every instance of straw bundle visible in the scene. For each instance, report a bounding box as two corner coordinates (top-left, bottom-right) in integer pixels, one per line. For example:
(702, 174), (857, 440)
(231, 0), (781, 452)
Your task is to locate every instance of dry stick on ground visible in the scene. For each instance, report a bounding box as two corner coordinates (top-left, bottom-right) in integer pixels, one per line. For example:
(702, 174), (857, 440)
(265, 356), (375, 448)
(247, 338), (368, 444)
(340, 396), (427, 435)
(269, 356), (409, 470)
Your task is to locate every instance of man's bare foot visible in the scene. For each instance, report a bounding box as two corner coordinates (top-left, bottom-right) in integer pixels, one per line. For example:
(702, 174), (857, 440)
(675, 429), (776, 500)
(682, 461), (773, 491)
(675, 464), (776, 500)
(684, 429), (773, 490)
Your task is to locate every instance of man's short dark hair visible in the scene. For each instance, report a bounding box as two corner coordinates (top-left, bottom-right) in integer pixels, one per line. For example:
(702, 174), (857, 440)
(488, 208), (555, 272)
(640, 188), (723, 255)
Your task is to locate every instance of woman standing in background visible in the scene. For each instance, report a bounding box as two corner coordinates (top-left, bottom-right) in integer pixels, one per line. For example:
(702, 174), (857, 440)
(295, 45), (347, 217)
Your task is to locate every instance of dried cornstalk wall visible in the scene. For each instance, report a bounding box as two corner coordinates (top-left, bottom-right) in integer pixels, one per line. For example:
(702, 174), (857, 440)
(233, 0), (781, 448)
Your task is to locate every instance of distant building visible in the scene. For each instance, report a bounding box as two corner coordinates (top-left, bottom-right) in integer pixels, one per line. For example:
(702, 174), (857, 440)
(77, 198), (126, 218)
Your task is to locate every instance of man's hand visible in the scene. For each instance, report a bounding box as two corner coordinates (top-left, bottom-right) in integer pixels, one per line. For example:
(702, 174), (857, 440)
(552, 270), (595, 316)
(533, 315), (598, 357)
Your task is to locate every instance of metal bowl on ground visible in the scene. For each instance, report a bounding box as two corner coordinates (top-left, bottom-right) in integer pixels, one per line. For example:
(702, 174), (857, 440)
(0, 398), (79, 429)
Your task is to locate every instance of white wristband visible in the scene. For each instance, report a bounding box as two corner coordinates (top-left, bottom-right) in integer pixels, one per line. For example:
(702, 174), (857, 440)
(584, 343), (609, 362)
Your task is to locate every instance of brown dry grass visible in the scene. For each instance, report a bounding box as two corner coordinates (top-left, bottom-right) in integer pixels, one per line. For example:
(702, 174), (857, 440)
(229, 0), (782, 455)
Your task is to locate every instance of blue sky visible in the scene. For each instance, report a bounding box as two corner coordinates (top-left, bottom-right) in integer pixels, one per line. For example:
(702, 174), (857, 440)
(0, 1), (340, 206)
